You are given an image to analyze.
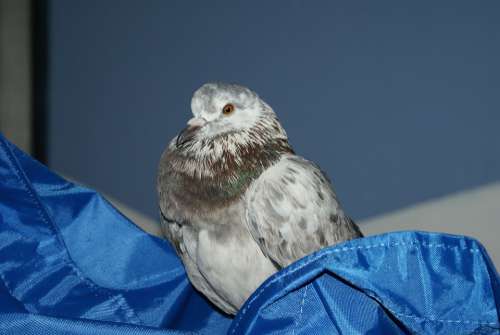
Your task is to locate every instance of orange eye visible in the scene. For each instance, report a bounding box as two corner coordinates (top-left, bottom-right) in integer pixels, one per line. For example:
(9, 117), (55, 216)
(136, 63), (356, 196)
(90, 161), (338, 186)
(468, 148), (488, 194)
(222, 103), (235, 115)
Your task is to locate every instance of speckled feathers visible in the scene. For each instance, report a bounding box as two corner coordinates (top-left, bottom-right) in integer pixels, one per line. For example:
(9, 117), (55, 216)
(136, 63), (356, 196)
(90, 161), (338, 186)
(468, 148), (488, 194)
(157, 82), (363, 315)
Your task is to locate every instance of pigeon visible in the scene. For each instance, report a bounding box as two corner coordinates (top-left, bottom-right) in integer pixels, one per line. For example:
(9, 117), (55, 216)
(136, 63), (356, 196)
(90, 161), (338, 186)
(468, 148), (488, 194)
(157, 82), (363, 315)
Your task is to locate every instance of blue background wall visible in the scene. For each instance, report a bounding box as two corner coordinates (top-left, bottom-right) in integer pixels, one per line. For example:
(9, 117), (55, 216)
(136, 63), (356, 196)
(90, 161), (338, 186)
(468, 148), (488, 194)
(47, 1), (500, 221)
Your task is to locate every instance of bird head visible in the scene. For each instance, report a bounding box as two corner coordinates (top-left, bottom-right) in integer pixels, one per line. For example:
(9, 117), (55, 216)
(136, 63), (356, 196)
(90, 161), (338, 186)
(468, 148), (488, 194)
(175, 82), (287, 151)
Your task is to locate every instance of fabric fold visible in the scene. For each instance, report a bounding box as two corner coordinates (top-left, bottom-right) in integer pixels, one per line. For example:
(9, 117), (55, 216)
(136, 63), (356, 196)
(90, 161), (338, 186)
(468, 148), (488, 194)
(0, 133), (231, 334)
(230, 232), (500, 334)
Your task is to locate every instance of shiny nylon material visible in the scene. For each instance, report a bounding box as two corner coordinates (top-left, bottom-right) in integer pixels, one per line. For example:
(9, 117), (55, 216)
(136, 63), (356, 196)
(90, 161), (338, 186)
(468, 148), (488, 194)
(0, 133), (499, 334)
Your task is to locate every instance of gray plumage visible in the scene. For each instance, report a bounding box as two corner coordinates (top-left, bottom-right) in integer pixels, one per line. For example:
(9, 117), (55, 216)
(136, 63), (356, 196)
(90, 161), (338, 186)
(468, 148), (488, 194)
(157, 82), (363, 315)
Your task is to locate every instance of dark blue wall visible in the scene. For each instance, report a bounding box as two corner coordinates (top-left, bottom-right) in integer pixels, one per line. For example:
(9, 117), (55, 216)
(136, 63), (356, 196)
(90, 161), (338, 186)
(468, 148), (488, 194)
(47, 1), (500, 221)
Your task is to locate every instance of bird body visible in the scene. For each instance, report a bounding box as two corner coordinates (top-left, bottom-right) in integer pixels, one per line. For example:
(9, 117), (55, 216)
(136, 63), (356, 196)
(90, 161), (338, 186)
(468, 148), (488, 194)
(157, 83), (362, 314)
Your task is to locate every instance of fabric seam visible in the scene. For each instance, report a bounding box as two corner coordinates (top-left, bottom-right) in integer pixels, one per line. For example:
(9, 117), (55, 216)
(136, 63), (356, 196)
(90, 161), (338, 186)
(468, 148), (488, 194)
(231, 240), (497, 333)
(292, 284), (309, 335)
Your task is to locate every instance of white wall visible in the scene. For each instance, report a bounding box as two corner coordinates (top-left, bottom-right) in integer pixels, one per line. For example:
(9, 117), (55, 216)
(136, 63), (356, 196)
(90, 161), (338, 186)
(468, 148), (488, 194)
(360, 181), (500, 268)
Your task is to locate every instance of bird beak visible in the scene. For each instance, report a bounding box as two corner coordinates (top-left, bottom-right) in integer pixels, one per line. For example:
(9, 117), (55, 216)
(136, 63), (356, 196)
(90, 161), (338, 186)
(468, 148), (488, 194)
(176, 117), (207, 148)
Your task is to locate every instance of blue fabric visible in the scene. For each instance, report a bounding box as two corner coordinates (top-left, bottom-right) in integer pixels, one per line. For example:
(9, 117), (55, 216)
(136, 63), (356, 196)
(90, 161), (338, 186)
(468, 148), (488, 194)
(0, 133), (499, 335)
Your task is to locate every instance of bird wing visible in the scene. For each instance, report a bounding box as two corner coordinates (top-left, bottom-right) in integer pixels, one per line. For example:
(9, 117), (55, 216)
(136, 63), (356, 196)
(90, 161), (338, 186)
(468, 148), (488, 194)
(244, 154), (363, 268)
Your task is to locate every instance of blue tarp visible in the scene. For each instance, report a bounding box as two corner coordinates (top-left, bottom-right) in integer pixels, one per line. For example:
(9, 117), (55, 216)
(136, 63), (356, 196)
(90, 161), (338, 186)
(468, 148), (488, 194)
(0, 132), (499, 334)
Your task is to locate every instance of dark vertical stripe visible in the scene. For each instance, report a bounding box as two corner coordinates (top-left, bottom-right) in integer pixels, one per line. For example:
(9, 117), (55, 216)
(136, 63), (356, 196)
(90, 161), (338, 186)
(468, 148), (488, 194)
(31, 0), (48, 163)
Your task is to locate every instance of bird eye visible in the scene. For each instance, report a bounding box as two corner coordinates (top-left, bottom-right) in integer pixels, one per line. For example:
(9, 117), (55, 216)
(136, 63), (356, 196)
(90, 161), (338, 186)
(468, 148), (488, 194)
(222, 103), (235, 115)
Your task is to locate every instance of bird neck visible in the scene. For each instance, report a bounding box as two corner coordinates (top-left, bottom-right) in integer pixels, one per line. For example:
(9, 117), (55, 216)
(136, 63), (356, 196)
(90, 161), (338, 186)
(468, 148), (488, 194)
(216, 139), (293, 198)
(166, 138), (293, 206)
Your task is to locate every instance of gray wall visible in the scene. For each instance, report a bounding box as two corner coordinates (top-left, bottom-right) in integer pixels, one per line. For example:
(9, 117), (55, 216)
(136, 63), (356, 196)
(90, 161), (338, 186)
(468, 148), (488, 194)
(0, 0), (32, 154)
(47, 1), (500, 223)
